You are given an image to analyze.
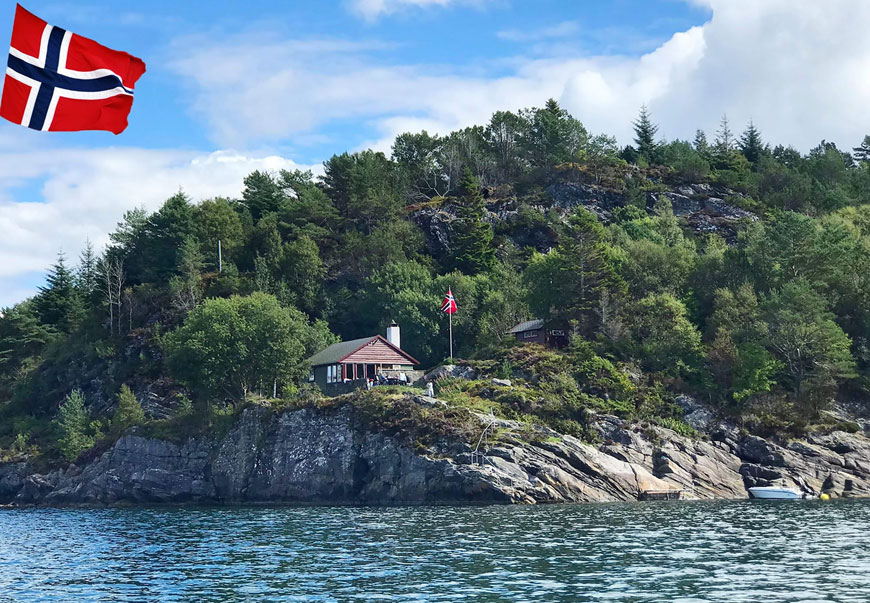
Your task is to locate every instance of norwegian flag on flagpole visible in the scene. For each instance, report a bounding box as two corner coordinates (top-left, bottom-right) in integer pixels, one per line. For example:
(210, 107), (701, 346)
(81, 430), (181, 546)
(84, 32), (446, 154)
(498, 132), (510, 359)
(440, 288), (457, 314)
(0, 4), (146, 133)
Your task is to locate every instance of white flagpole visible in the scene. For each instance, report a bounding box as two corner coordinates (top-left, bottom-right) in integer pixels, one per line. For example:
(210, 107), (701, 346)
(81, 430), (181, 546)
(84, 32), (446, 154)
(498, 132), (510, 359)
(449, 310), (453, 362)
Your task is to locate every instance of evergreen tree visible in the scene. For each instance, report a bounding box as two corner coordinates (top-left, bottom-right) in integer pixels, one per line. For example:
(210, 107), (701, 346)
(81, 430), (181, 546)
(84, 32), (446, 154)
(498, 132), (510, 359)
(169, 237), (205, 313)
(521, 99), (588, 175)
(714, 114), (734, 152)
(525, 209), (622, 337)
(632, 105), (659, 164)
(852, 135), (870, 164)
(763, 279), (856, 415)
(451, 168), (496, 275)
(54, 389), (95, 461)
(693, 129), (709, 156)
(738, 120), (766, 166)
(130, 193), (197, 284)
(242, 170), (284, 222)
(35, 251), (82, 332)
(108, 207), (148, 255)
(75, 239), (99, 303)
(112, 385), (145, 434)
(0, 301), (51, 387)
(280, 235), (325, 315)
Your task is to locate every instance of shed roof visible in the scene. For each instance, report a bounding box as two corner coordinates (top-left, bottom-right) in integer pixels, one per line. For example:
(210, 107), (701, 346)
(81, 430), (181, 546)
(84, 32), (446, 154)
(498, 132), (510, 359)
(507, 319), (545, 334)
(307, 335), (419, 367)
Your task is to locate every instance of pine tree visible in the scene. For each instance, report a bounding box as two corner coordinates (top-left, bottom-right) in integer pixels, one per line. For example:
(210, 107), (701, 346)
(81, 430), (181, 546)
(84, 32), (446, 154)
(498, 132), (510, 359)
(169, 237), (205, 313)
(112, 385), (145, 433)
(451, 168), (496, 275)
(54, 390), (95, 461)
(738, 120), (765, 165)
(714, 114), (734, 152)
(853, 135), (870, 164)
(242, 170), (284, 222)
(693, 129), (710, 158)
(632, 105), (659, 164)
(35, 251), (82, 332)
(76, 239), (99, 303)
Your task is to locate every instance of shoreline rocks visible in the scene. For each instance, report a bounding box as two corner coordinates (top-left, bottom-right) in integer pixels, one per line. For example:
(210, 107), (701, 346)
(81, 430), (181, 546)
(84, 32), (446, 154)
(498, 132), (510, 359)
(3, 398), (870, 507)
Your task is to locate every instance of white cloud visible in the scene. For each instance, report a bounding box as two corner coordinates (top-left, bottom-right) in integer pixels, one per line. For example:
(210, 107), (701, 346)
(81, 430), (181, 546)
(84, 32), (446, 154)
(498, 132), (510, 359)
(497, 21), (579, 43)
(347, 0), (490, 21)
(0, 145), (313, 305)
(172, 0), (870, 155)
(6, 0), (870, 308)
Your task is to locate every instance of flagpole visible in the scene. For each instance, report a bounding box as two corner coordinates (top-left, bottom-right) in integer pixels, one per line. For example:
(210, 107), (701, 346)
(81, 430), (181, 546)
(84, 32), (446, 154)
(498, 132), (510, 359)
(449, 310), (453, 362)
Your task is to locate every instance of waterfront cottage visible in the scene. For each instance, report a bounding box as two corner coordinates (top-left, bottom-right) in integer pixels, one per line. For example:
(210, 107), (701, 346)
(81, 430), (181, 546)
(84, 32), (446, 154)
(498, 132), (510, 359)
(308, 322), (420, 394)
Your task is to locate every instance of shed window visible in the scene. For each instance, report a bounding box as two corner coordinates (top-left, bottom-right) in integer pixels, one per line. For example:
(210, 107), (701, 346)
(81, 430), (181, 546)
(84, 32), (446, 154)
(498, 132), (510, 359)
(308, 369), (315, 382)
(524, 330), (538, 339)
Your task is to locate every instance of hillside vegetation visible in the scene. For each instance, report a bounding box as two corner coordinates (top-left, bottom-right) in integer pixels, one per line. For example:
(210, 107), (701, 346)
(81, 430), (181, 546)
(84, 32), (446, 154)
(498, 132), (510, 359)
(3, 100), (870, 464)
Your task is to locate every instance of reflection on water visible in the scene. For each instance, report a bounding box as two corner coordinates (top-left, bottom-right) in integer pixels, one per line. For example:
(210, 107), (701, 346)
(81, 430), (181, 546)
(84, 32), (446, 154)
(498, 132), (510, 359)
(1, 500), (869, 601)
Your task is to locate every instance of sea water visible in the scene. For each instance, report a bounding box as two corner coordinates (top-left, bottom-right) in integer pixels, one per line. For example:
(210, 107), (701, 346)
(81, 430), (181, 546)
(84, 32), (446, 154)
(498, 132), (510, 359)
(1, 500), (868, 601)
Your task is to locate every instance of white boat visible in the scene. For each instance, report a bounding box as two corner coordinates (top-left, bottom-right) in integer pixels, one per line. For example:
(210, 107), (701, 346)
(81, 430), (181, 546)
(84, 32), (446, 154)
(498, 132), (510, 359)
(748, 486), (807, 499)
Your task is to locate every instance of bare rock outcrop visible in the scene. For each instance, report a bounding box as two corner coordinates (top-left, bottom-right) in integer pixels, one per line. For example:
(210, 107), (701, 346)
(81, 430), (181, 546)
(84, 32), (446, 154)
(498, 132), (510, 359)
(3, 396), (870, 506)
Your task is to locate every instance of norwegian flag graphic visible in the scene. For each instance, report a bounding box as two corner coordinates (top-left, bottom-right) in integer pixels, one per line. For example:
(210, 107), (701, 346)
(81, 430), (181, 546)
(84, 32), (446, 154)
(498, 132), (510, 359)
(440, 288), (457, 315)
(0, 4), (146, 133)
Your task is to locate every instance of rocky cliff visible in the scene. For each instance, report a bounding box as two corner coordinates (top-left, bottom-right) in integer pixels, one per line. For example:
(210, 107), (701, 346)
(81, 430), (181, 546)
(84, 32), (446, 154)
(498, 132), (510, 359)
(2, 393), (869, 506)
(411, 180), (757, 260)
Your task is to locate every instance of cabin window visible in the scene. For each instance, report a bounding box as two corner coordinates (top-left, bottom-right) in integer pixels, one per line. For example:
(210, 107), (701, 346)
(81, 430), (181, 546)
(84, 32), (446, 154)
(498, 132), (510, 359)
(524, 330), (538, 339)
(327, 364), (341, 384)
(308, 370), (315, 383)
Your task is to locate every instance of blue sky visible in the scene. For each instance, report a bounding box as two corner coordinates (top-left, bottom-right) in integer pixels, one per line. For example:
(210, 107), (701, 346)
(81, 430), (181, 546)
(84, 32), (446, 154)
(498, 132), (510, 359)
(1, 0), (869, 307)
(2, 0), (709, 163)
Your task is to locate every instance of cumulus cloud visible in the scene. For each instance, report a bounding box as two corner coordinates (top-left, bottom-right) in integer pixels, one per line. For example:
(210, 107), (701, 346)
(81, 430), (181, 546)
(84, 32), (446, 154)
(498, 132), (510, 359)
(0, 146), (312, 305)
(6, 0), (870, 307)
(173, 0), (870, 154)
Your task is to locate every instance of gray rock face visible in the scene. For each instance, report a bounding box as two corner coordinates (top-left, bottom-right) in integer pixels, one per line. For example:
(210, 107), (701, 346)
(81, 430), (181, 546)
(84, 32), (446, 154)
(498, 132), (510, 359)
(424, 364), (479, 382)
(4, 399), (870, 506)
(411, 181), (758, 259)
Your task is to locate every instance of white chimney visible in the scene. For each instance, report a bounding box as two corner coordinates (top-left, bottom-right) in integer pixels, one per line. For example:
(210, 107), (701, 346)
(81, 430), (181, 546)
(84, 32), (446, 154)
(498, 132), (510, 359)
(386, 321), (401, 349)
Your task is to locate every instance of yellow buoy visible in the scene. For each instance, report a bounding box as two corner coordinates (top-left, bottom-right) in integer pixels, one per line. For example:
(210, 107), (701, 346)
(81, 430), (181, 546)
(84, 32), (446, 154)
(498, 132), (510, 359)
(820, 493), (830, 501)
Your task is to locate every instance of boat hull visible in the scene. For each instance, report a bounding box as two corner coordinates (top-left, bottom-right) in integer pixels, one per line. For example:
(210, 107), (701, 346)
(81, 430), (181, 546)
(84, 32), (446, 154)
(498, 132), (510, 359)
(748, 486), (803, 499)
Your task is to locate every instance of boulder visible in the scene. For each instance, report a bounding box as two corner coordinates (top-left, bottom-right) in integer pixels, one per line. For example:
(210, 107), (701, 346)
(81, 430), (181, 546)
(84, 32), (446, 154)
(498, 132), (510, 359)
(674, 395), (715, 431)
(740, 435), (786, 466)
(423, 364), (479, 382)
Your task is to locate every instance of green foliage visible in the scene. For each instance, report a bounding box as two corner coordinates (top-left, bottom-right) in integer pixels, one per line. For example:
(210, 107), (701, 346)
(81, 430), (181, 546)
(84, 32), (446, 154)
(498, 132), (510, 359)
(853, 135), (870, 164)
(762, 280), (856, 415)
(739, 121), (767, 166)
(525, 209), (622, 336)
(35, 252), (83, 333)
(242, 170), (284, 222)
(655, 416), (698, 438)
(164, 292), (316, 400)
(112, 385), (145, 434)
(450, 169), (497, 275)
(628, 293), (703, 377)
(632, 105), (660, 164)
(54, 390), (96, 462)
(7, 101), (870, 460)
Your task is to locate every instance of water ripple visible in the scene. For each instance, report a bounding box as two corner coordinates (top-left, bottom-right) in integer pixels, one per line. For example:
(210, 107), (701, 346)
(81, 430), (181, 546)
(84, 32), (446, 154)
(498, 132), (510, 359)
(1, 500), (869, 601)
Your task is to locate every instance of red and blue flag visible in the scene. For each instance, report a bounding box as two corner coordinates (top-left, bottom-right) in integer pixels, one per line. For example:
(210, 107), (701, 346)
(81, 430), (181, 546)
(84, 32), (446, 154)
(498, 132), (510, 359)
(0, 4), (145, 134)
(440, 288), (457, 315)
